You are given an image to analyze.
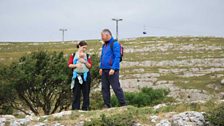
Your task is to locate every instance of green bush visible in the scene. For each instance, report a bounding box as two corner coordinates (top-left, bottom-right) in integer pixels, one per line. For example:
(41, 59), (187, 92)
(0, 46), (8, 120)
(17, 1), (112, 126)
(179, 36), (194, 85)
(0, 51), (101, 115)
(205, 103), (224, 126)
(0, 51), (72, 115)
(10, 51), (72, 115)
(0, 65), (16, 114)
(89, 87), (169, 110)
(111, 87), (169, 107)
(84, 113), (135, 126)
(89, 53), (101, 88)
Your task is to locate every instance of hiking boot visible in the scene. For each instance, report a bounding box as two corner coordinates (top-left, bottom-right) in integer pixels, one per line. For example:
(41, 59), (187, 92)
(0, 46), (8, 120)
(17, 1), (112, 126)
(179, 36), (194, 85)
(102, 104), (110, 109)
(120, 103), (127, 107)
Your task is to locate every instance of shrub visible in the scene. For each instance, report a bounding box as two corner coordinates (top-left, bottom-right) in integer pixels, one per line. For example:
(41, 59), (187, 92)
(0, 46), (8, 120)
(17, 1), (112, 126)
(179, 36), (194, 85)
(89, 53), (101, 88)
(0, 51), (101, 115)
(0, 65), (16, 114)
(205, 103), (224, 126)
(0, 51), (72, 115)
(9, 51), (72, 115)
(111, 87), (169, 107)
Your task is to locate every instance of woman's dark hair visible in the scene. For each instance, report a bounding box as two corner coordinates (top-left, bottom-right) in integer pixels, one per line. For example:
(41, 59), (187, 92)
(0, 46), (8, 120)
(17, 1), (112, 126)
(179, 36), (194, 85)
(77, 40), (87, 48)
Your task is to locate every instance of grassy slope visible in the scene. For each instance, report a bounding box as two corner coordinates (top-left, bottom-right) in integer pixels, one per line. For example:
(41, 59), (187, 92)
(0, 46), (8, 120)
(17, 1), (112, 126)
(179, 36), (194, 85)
(26, 100), (220, 125)
(1, 36), (224, 125)
(1, 36), (224, 93)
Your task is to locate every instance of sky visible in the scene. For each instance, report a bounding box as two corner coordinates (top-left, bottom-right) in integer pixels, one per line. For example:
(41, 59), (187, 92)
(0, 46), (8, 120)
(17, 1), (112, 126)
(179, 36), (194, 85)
(0, 0), (224, 42)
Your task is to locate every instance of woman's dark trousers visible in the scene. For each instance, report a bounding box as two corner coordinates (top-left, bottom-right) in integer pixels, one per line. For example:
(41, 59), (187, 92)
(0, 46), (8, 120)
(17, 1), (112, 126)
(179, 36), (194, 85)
(72, 73), (91, 110)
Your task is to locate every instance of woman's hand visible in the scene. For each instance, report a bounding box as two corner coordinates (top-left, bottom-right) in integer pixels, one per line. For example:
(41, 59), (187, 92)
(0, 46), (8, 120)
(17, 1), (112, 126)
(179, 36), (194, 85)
(79, 58), (86, 63)
(68, 64), (75, 69)
(69, 64), (82, 69)
(75, 63), (83, 69)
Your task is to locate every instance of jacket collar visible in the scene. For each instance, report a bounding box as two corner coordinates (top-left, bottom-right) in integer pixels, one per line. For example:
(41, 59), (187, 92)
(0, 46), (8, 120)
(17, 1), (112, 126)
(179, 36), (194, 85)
(105, 37), (114, 44)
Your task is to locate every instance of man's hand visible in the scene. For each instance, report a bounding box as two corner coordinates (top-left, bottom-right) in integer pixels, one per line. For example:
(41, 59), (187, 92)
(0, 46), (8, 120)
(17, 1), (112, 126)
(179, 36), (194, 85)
(109, 69), (115, 76)
(99, 69), (103, 76)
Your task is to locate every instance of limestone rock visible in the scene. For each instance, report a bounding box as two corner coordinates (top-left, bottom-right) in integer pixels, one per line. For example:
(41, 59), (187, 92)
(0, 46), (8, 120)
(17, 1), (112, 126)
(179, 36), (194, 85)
(221, 79), (224, 85)
(156, 119), (171, 126)
(171, 111), (205, 126)
(150, 115), (159, 123)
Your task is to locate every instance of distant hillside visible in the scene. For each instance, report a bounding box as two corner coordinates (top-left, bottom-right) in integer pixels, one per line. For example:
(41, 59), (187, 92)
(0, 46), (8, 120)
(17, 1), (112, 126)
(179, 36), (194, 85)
(1, 36), (224, 125)
(1, 37), (224, 101)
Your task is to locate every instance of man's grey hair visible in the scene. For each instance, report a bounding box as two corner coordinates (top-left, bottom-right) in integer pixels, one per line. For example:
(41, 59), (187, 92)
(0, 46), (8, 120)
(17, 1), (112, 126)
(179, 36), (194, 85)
(102, 29), (112, 36)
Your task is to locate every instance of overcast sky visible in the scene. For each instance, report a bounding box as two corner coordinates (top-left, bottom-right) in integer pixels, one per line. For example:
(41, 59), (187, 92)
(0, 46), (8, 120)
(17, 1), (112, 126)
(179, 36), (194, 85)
(0, 0), (224, 42)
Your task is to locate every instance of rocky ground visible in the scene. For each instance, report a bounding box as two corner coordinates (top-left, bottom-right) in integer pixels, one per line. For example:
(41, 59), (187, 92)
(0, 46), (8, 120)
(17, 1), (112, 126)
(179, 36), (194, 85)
(0, 104), (212, 126)
(3, 99), (223, 126)
(0, 37), (224, 125)
(117, 37), (224, 102)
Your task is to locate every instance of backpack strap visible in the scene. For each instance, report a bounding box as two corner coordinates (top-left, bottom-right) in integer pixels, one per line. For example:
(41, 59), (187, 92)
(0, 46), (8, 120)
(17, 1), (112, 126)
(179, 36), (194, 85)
(72, 52), (76, 59)
(73, 52), (89, 59)
(110, 39), (117, 52)
(110, 39), (123, 62)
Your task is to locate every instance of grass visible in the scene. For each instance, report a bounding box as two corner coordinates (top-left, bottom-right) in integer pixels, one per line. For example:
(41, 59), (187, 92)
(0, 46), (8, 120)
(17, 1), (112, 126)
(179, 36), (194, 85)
(0, 40), (102, 65)
(158, 71), (224, 93)
(1, 36), (224, 125)
(43, 106), (156, 125)
(29, 100), (222, 125)
(120, 66), (159, 76)
(1, 36), (224, 95)
(123, 50), (224, 62)
(156, 99), (219, 113)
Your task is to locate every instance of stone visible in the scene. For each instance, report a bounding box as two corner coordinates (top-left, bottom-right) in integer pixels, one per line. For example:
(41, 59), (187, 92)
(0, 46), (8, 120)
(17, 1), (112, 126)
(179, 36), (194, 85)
(219, 92), (224, 99)
(150, 115), (159, 123)
(207, 84), (220, 90)
(0, 118), (6, 126)
(11, 118), (31, 126)
(221, 79), (224, 85)
(25, 115), (40, 121)
(52, 122), (64, 126)
(75, 121), (85, 126)
(34, 122), (46, 126)
(156, 119), (171, 126)
(153, 104), (167, 110)
(133, 122), (142, 126)
(171, 111), (205, 126)
(52, 111), (72, 118)
(1, 115), (15, 119)
(132, 68), (145, 73)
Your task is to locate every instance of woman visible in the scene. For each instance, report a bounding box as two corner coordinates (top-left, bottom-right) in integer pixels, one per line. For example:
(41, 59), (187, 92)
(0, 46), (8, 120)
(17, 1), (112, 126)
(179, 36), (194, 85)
(68, 41), (92, 110)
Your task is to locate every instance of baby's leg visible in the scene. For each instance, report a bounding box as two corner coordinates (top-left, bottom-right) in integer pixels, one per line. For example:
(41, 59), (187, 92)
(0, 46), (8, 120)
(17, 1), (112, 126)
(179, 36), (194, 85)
(83, 72), (88, 81)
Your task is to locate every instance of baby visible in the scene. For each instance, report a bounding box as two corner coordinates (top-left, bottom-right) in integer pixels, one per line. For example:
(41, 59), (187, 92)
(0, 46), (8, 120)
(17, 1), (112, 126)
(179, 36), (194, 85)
(72, 52), (89, 85)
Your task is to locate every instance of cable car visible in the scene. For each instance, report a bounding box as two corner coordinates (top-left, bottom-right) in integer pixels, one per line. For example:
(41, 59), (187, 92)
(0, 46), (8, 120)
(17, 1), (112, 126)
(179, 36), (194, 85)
(143, 25), (147, 34)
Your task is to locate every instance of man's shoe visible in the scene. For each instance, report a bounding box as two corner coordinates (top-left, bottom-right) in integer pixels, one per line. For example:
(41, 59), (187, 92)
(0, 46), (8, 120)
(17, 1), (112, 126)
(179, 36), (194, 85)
(82, 108), (88, 111)
(102, 104), (110, 109)
(120, 103), (127, 107)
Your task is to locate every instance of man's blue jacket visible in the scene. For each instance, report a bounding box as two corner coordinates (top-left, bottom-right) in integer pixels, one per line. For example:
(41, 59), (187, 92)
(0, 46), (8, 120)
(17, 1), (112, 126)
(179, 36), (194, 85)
(100, 37), (121, 70)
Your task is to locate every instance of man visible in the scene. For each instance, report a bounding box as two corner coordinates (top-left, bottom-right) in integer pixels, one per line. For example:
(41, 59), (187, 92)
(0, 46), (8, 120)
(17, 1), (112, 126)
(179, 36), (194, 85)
(99, 29), (126, 108)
